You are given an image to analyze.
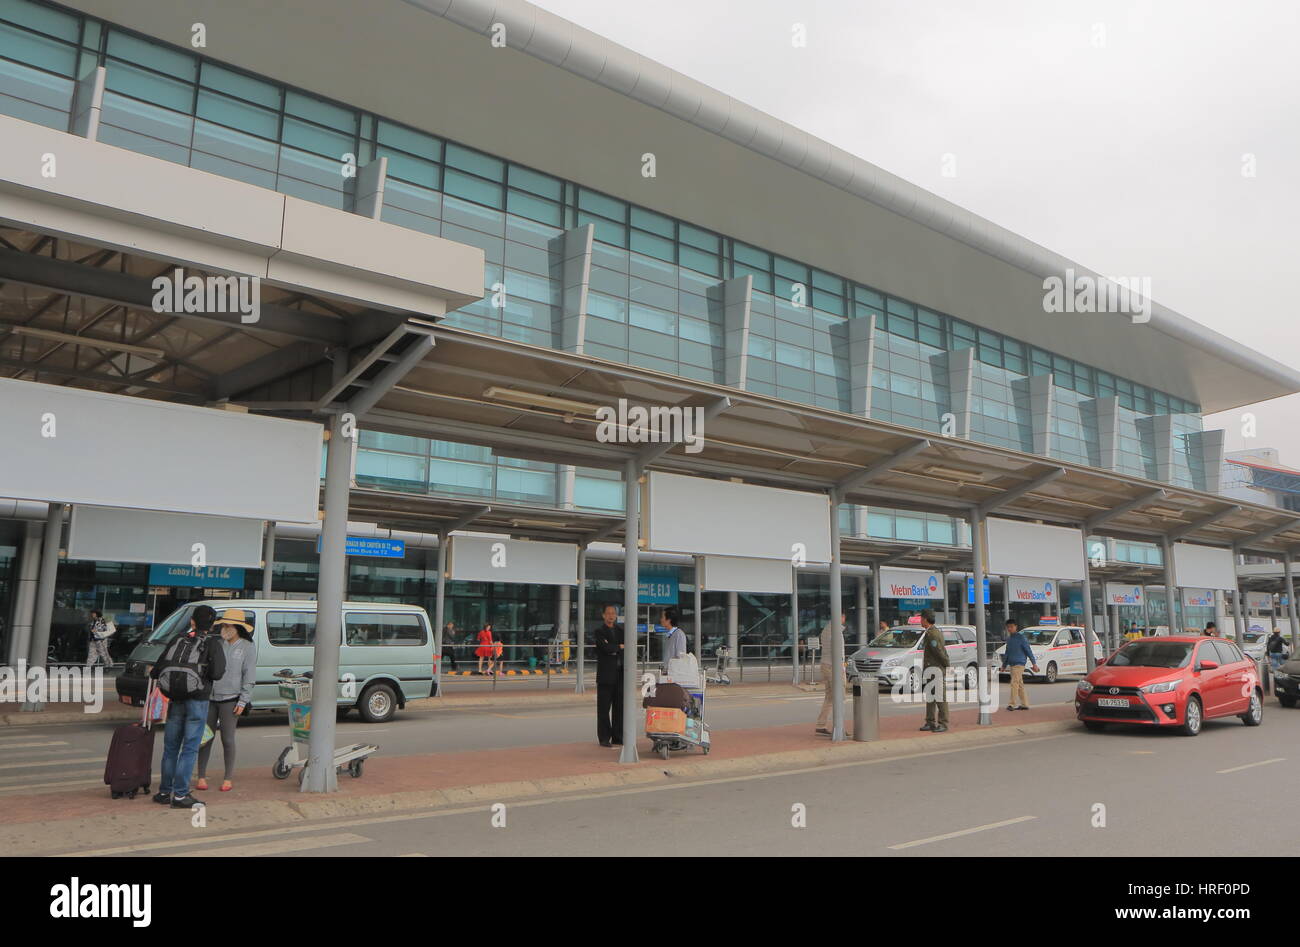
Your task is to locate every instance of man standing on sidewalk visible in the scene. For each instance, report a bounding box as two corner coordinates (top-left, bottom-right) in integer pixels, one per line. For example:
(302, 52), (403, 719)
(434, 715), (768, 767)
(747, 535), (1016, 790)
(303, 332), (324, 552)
(1000, 618), (1038, 711)
(815, 613), (847, 736)
(918, 610), (949, 732)
(593, 604), (624, 747)
(150, 604), (225, 809)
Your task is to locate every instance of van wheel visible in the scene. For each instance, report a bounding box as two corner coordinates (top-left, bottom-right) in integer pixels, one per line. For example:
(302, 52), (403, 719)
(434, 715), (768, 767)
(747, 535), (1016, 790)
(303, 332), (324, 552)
(359, 683), (397, 723)
(1043, 662), (1058, 684)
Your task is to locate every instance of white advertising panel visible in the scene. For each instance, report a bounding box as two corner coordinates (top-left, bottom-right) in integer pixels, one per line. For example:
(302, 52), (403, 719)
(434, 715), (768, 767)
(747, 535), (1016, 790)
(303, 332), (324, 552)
(1181, 588), (1215, 608)
(983, 517), (1085, 581)
(700, 556), (793, 595)
(642, 472), (831, 562)
(1007, 576), (1057, 604)
(1246, 591), (1273, 611)
(1171, 542), (1236, 591)
(878, 567), (944, 600)
(1103, 583), (1145, 606)
(67, 505), (265, 567)
(447, 535), (577, 585)
(0, 377), (321, 522)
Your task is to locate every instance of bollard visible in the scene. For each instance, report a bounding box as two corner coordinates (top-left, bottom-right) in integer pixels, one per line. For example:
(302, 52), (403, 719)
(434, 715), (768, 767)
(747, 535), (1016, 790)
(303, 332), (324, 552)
(852, 677), (879, 742)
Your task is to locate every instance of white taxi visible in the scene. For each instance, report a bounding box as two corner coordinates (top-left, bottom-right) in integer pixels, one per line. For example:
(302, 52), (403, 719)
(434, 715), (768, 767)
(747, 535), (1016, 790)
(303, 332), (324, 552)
(995, 624), (1104, 683)
(849, 623), (981, 690)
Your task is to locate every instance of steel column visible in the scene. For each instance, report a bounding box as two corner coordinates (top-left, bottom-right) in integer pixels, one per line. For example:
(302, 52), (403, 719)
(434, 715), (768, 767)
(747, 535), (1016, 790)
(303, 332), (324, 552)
(6, 521), (42, 666)
(968, 507), (991, 725)
(1080, 535), (1098, 668)
(872, 564), (882, 634)
(1286, 551), (1299, 652)
(20, 504), (63, 711)
(575, 548), (587, 694)
(433, 533), (448, 698)
(856, 575), (867, 645)
(261, 521), (276, 596)
(694, 555), (703, 661)
(828, 490), (846, 741)
(619, 459), (640, 764)
(1162, 537), (1179, 633)
(791, 566), (800, 684)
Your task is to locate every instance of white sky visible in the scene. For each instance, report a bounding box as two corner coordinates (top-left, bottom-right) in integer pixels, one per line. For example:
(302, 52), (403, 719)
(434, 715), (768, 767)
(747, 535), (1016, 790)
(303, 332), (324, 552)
(530, 0), (1300, 466)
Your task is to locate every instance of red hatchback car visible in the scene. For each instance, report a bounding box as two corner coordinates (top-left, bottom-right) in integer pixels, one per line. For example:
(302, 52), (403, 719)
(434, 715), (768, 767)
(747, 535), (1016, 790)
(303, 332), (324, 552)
(1076, 635), (1262, 736)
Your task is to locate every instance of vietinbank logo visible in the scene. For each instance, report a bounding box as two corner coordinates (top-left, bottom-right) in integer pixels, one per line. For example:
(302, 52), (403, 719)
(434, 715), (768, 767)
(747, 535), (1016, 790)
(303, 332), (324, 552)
(1114, 587), (1142, 605)
(1015, 581), (1056, 602)
(888, 575), (941, 597)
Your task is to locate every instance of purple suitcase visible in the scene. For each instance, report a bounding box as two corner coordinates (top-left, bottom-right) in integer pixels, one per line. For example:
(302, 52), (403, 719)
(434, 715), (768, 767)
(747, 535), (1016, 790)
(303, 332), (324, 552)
(105, 722), (154, 799)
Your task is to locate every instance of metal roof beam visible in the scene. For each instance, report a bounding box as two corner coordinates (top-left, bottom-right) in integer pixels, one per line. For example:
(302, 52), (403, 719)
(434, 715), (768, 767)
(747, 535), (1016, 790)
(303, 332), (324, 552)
(1166, 505), (1241, 542)
(1084, 488), (1167, 532)
(1235, 518), (1300, 555)
(438, 505), (490, 539)
(349, 334), (435, 417)
(634, 396), (731, 466)
(836, 438), (930, 496)
(976, 467), (1066, 518)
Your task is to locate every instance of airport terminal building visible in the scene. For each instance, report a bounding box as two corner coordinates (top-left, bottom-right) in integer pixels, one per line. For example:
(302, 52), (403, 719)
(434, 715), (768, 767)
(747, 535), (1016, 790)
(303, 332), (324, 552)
(3, 0), (1300, 670)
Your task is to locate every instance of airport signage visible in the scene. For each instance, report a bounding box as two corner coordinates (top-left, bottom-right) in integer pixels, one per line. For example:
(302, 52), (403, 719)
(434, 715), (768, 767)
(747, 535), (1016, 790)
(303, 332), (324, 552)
(147, 564), (245, 589)
(1104, 583), (1144, 606)
(1007, 576), (1056, 603)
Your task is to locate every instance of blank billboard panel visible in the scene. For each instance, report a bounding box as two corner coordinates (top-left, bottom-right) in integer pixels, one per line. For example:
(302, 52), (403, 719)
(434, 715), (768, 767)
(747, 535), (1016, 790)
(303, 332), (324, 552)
(1172, 542), (1236, 590)
(701, 556), (793, 594)
(642, 472), (831, 562)
(0, 378), (321, 523)
(68, 505), (265, 567)
(448, 535), (577, 585)
(984, 517), (1085, 581)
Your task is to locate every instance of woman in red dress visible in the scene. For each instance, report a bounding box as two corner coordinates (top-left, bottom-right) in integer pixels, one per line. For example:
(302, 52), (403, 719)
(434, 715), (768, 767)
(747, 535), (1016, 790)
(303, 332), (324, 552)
(475, 622), (496, 675)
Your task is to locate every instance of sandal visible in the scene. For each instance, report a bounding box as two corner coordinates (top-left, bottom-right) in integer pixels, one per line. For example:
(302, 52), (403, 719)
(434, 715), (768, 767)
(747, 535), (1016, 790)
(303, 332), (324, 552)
(220, 780), (233, 792)
(195, 778), (209, 791)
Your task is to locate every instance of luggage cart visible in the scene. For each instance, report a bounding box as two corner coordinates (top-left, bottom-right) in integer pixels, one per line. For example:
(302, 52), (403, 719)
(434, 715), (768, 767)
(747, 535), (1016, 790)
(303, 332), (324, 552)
(643, 671), (710, 760)
(270, 670), (377, 784)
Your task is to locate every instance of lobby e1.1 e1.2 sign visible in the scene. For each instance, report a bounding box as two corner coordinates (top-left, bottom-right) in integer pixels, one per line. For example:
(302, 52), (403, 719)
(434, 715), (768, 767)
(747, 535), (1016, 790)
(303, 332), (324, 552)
(638, 566), (679, 605)
(147, 564), (245, 589)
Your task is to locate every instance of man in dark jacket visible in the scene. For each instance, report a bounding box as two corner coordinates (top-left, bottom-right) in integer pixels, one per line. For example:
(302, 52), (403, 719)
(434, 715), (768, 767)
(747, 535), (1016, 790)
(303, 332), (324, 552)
(593, 604), (624, 747)
(1267, 628), (1289, 671)
(150, 604), (225, 808)
(918, 610), (950, 732)
(999, 619), (1039, 710)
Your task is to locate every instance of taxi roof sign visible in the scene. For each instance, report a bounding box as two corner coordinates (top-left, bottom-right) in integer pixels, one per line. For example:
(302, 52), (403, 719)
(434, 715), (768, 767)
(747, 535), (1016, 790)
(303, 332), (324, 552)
(906, 615), (923, 625)
(1040, 616), (1060, 624)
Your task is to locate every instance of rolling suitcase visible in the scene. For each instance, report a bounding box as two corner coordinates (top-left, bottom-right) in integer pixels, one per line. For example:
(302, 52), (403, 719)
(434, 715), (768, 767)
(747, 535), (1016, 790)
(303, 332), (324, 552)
(105, 682), (159, 799)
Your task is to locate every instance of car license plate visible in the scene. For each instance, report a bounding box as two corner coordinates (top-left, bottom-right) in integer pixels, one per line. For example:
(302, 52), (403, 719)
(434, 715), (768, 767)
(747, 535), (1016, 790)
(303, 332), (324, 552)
(1097, 697), (1128, 708)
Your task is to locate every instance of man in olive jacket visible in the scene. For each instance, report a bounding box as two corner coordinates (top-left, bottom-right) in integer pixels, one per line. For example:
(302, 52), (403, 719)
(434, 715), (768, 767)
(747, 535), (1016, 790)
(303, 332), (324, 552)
(918, 609), (949, 732)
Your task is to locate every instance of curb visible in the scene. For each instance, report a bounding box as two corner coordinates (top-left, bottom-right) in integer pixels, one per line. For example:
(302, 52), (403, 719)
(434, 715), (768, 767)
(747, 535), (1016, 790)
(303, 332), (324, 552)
(3, 718), (1076, 855)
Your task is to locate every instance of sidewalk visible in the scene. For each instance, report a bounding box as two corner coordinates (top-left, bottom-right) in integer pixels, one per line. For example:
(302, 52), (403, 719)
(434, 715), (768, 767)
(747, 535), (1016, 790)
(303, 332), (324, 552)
(0, 701), (1078, 855)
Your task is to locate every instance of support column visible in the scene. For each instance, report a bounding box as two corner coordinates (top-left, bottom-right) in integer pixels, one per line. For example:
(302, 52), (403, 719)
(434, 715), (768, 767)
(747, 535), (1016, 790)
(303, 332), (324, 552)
(946, 347), (975, 437)
(303, 419), (348, 792)
(872, 563), (882, 635)
(556, 584), (571, 671)
(828, 490), (846, 741)
(575, 548), (587, 694)
(261, 522), (276, 597)
(354, 156), (388, 220)
(940, 570), (950, 624)
(693, 555), (703, 661)
(1286, 551), (1299, 652)
(1080, 540), (1097, 667)
(1141, 581), (1150, 632)
(960, 575), (969, 624)
(552, 224), (594, 354)
(1109, 604), (1120, 657)
(6, 521), (43, 666)
(727, 592), (738, 668)
(969, 508), (991, 725)
(790, 566), (800, 684)
(1232, 576), (1245, 642)
(434, 533), (448, 699)
(721, 274), (753, 389)
(21, 504), (63, 712)
(69, 65), (105, 140)
(619, 459), (640, 764)
(1029, 373), (1055, 457)
(856, 575), (868, 645)
(848, 313), (878, 418)
(1162, 536), (1179, 633)
(1002, 575), (1011, 627)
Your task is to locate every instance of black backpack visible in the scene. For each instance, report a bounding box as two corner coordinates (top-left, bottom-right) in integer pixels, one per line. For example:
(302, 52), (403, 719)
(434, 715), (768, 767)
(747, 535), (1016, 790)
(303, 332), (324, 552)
(155, 632), (209, 700)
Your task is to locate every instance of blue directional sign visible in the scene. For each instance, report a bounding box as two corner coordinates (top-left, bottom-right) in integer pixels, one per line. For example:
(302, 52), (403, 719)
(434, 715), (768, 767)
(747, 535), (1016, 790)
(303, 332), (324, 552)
(638, 565), (679, 604)
(315, 536), (406, 558)
(967, 576), (990, 605)
(148, 564), (245, 589)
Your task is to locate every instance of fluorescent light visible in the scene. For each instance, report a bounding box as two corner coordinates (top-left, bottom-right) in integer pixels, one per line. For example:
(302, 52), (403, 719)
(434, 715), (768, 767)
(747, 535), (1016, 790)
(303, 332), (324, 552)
(510, 518), (567, 529)
(8, 325), (166, 358)
(483, 386), (598, 415)
(921, 465), (989, 482)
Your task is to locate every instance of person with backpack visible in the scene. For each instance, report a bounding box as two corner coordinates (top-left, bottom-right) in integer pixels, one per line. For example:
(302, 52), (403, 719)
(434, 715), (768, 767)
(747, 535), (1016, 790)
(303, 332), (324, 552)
(150, 604), (225, 809)
(86, 609), (115, 667)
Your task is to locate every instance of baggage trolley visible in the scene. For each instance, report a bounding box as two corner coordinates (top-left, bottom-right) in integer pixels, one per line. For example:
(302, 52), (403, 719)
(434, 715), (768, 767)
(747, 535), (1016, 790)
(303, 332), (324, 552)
(643, 674), (710, 760)
(270, 670), (378, 785)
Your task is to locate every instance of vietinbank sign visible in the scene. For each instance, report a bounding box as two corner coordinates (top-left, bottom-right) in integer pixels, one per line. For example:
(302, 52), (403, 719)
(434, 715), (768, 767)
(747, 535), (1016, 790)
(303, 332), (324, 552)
(1007, 576), (1056, 603)
(879, 567), (943, 600)
(1104, 582), (1145, 606)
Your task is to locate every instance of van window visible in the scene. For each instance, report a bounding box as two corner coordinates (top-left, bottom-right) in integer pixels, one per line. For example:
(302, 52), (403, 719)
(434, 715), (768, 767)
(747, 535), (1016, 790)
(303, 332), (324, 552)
(268, 611), (317, 647)
(147, 605), (195, 644)
(345, 612), (427, 646)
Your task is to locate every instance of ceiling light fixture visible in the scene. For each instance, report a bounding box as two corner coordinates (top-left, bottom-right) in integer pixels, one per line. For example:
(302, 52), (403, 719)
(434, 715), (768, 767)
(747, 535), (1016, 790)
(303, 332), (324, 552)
(8, 325), (166, 358)
(483, 386), (599, 416)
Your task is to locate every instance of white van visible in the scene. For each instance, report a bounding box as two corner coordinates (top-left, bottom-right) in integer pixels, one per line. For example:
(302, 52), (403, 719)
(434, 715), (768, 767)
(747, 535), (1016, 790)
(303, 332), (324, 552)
(849, 624), (981, 690)
(116, 599), (435, 723)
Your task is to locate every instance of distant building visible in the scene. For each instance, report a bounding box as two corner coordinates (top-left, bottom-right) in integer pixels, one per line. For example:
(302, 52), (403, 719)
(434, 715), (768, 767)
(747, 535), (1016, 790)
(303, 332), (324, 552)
(1222, 449), (1300, 513)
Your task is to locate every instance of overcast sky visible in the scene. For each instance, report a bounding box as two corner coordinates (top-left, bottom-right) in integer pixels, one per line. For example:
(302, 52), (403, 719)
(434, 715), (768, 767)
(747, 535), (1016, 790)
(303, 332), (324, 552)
(531, 0), (1300, 466)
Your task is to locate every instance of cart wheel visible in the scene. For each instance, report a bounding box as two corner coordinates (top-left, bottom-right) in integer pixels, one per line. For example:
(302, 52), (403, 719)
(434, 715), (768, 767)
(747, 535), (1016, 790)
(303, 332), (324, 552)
(348, 758), (364, 778)
(702, 744), (710, 755)
(660, 742), (670, 760)
(272, 747), (293, 780)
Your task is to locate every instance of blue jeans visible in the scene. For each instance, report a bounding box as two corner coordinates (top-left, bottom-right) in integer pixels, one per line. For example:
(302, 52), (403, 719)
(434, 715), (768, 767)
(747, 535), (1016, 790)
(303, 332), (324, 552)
(1270, 653), (1286, 671)
(160, 698), (208, 798)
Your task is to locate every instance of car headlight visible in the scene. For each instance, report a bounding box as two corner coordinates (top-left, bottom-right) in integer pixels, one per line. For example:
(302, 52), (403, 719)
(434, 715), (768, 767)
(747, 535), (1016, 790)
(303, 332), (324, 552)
(1275, 671), (1291, 681)
(882, 657), (901, 667)
(1077, 681), (1093, 695)
(1140, 680), (1180, 694)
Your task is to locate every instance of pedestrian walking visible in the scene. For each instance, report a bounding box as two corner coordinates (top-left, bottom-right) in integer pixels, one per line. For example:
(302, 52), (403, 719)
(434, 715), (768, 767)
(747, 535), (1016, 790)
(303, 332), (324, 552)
(659, 606), (687, 663)
(999, 618), (1038, 710)
(85, 609), (114, 668)
(593, 604), (624, 747)
(1267, 627), (1289, 671)
(815, 613), (848, 735)
(1203, 621), (1218, 637)
(196, 609), (257, 793)
(441, 621), (459, 671)
(918, 610), (949, 732)
(475, 622), (496, 675)
(150, 604), (225, 809)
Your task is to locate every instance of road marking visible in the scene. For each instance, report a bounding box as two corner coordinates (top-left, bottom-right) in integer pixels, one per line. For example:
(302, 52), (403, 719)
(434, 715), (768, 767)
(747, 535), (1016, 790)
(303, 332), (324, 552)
(0, 768), (100, 785)
(0, 741), (71, 749)
(888, 815), (1038, 850)
(0, 778), (106, 793)
(169, 832), (371, 857)
(1216, 758), (1285, 775)
(62, 732), (1071, 857)
(0, 756), (102, 770)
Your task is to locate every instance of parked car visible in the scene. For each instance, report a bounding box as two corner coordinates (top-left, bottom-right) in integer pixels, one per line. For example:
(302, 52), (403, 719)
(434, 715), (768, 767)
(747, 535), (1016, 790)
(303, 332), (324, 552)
(1075, 635), (1262, 735)
(849, 624), (979, 690)
(115, 599), (435, 723)
(1273, 657), (1300, 708)
(995, 625), (1103, 683)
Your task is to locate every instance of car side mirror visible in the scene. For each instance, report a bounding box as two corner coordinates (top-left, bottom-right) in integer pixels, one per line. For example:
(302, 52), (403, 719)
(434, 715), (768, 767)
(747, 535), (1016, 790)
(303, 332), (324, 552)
(1197, 660), (1219, 671)
(1095, 656), (1106, 666)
